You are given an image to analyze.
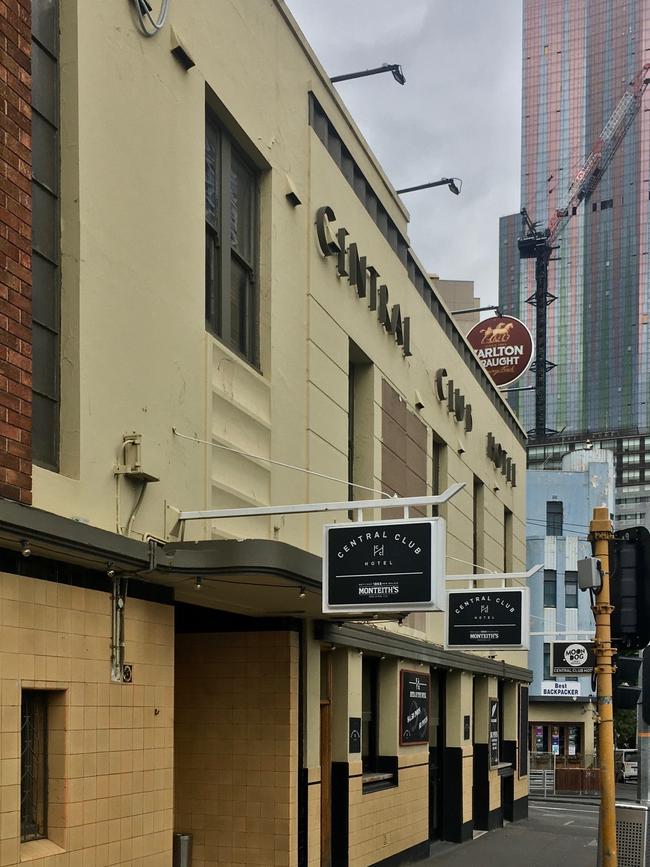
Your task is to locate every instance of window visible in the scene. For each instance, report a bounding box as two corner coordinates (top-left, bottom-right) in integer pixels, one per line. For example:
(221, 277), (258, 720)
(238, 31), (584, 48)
(546, 500), (563, 536)
(431, 435), (446, 518)
(543, 644), (551, 679)
(348, 343), (373, 509)
(565, 571), (578, 608)
(205, 111), (259, 363)
(21, 692), (48, 842)
(362, 657), (379, 773)
(473, 477), (485, 573)
(504, 507), (513, 572)
(32, 0), (60, 469)
(543, 570), (557, 607)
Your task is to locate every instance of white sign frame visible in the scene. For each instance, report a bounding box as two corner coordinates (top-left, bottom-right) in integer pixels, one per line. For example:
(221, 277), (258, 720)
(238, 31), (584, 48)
(444, 586), (530, 650)
(541, 680), (581, 698)
(322, 517), (446, 614)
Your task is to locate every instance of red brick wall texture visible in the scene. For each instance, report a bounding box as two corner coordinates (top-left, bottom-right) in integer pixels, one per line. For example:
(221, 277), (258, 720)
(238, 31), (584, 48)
(0, 0), (32, 505)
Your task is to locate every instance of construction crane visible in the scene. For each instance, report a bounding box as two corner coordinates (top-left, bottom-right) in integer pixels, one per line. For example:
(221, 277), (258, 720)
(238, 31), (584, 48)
(518, 61), (650, 441)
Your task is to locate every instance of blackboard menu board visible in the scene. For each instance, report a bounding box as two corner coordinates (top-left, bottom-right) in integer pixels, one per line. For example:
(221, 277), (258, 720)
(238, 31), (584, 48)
(489, 698), (499, 767)
(400, 670), (430, 745)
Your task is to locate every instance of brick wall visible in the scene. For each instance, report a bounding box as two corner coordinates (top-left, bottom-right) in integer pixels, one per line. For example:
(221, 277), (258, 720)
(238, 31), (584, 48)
(0, 0), (32, 505)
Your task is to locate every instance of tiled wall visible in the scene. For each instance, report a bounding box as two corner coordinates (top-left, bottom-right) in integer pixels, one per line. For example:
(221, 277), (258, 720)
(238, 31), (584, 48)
(174, 631), (299, 867)
(0, 573), (174, 867)
(348, 760), (428, 867)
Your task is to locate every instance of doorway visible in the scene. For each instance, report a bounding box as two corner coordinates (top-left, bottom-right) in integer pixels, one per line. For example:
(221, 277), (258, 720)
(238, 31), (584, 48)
(429, 669), (446, 840)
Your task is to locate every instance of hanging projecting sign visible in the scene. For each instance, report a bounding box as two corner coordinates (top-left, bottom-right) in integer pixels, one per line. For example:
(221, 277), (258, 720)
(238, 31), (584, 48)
(466, 315), (534, 387)
(322, 518), (445, 614)
(551, 641), (596, 676)
(400, 670), (430, 745)
(444, 587), (529, 650)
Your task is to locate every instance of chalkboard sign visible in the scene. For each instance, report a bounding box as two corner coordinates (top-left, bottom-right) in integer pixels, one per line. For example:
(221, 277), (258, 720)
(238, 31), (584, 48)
(489, 698), (499, 767)
(399, 670), (430, 745)
(323, 518), (446, 614)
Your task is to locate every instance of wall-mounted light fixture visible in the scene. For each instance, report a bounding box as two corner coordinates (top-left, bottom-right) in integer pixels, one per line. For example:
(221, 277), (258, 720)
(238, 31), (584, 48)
(331, 63), (406, 86)
(396, 177), (462, 196)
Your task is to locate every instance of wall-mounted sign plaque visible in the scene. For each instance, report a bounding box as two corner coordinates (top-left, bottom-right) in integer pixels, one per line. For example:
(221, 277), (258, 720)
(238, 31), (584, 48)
(466, 315), (534, 387)
(399, 670), (430, 745)
(444, 588), (529, 650)
(322, 518), (445, 614)
(349, 717), (361, 753)
(551, 641), (595, 676)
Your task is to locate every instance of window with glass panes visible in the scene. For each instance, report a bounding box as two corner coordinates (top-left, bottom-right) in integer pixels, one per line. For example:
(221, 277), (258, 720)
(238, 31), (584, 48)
(32, 0), (60, 469)
(546, 500), (563, 536)
(205, 111), (259, 363)
(565, 571), (578, 608)
(543, 570), (556, 607)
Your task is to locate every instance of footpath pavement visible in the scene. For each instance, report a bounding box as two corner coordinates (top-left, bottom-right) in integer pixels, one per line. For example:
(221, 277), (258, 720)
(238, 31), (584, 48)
(412, 784), (641, 866)
(418, 802), (599, 866)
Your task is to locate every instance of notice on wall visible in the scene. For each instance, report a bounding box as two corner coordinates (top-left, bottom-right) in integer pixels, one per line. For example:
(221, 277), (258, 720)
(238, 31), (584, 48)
(399, 670), (430, 745)
(323, 518), (445, 614)
(490, 698), (499, 767)
(349, 717), (361, 753)
(445, 588), (529, 650)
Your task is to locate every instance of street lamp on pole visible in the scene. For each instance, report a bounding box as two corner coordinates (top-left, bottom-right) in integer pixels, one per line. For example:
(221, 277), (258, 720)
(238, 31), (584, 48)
(396, 178), (462, 196)
(330, 63), (406, 86)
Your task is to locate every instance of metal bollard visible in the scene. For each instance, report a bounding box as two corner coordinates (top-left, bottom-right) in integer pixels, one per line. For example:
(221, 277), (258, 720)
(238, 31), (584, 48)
(173, 833), (192, 867)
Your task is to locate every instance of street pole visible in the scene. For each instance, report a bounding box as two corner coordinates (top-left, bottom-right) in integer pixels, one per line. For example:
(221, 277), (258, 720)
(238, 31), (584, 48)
(590, 505), (617, 866)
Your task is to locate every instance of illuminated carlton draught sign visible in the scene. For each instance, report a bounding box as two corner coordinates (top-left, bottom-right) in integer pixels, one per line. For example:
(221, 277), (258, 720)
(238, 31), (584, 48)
(466, 315), (534, 387)
(322, 518), (446, 614)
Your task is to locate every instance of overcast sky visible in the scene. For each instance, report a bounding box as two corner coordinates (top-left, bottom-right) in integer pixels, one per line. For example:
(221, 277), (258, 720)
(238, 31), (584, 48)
(286, 0), (523, 307)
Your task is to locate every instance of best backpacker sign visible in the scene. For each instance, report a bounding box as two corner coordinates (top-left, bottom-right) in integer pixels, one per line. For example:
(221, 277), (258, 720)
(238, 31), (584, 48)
(445, 587), (529, 650)
(322, 518), (445, 614)
(551, 641), (595, 676)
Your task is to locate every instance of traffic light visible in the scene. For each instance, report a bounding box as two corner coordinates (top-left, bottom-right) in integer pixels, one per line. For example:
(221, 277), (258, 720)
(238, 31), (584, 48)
(610, 526), (650, 649)
(613, 653), (642, 710)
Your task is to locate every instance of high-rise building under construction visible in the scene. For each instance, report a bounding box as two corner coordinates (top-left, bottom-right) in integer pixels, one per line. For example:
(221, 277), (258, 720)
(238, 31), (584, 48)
(500, 0), (650, 522)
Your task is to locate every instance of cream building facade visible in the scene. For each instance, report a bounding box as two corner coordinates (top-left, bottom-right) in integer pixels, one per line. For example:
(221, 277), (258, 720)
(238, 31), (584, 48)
(0, 1), (531, 866)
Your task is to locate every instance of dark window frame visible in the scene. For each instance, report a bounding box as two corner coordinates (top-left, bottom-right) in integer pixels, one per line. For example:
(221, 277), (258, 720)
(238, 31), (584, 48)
(543, 569), (557, 607)
(32, 0), (61, 470)
(21, 691), (49, 842)
(565, 571), (578, 608)
(205, 109), (260, 365)
(546, 500), (563, 536)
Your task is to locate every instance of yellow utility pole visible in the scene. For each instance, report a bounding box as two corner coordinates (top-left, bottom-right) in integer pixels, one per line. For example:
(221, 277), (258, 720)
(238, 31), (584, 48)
(590, 505), (616, 866)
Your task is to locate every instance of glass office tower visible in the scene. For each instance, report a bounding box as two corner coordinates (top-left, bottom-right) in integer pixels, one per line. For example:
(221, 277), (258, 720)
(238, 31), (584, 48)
(500, 0), (650, 501)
